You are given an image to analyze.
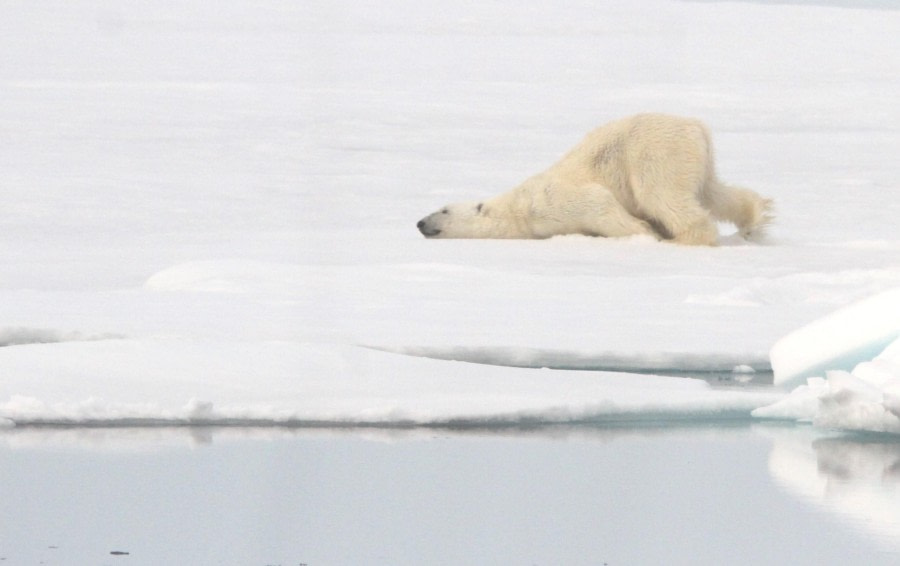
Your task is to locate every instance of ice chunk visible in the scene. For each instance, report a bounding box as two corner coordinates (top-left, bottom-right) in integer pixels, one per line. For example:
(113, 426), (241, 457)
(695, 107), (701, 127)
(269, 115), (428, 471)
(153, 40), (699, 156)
(757, 289), (900, 434)
(754, 337), (900, 434)
(770, 288), (900, 387)
(752, 377), (827, 422)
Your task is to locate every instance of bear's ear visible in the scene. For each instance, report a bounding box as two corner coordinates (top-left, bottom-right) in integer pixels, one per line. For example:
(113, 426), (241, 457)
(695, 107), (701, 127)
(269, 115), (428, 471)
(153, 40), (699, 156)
(476, 202), (483, 213)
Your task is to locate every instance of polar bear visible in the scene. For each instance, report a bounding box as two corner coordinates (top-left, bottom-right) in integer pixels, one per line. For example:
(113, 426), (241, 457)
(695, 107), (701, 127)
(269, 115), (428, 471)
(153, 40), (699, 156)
(416, 113), (772, 245)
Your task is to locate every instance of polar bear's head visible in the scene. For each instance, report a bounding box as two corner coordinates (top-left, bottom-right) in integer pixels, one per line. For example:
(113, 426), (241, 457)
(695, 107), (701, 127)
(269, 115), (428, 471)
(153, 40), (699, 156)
(416, 201), (490, 238)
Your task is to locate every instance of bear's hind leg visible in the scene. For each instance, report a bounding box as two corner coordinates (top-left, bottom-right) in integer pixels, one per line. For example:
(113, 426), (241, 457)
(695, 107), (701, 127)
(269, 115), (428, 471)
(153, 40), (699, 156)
(577, 184), (661, 239)
(670, 216), (719, 246)
(652, 195), (718, 245)
(631, 178), (719, 246)
(640, 195), (718, 245)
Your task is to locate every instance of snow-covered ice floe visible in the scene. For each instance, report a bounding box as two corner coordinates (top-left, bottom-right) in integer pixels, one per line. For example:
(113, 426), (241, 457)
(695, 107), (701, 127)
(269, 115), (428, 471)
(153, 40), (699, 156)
(0, 0), (898, 432)
(0, 340), (781, 427)
(754, 288), (900, 434)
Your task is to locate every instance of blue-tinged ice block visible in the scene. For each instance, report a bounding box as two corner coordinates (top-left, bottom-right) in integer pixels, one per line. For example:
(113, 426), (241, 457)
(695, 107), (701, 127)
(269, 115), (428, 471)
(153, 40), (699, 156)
(771, 287), (900, 387)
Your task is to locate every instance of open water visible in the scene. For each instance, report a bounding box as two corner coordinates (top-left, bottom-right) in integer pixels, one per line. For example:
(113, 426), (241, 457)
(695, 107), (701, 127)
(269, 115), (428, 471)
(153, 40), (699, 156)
(1, 423), (899, 565)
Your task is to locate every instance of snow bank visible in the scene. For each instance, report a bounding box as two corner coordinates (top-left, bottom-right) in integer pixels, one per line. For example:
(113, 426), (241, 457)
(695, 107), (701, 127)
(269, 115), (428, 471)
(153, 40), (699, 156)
(0, 340), (780, 427)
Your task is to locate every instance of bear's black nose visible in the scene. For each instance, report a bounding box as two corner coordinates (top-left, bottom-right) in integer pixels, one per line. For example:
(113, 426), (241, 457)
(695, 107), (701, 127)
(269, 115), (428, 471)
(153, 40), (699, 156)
(417, 219), (440, 237)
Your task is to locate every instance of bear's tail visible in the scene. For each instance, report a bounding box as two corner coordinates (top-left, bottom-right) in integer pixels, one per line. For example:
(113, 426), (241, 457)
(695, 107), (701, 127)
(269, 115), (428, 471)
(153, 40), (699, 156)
(703, 182), (774, 241)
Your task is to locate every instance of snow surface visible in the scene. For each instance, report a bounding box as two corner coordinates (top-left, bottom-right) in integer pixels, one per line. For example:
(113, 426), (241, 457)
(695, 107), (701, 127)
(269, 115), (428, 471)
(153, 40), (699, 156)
(0, 340), (782, 425)
(1, 0), (898, 427)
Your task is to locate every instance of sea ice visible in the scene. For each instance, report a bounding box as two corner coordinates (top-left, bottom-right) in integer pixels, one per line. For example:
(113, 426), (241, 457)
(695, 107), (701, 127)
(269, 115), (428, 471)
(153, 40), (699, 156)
(0, 0), (898, 428)
(754, 290), (900, 434)
(770, 288), (900, 387)
(0, 340), (782, 426)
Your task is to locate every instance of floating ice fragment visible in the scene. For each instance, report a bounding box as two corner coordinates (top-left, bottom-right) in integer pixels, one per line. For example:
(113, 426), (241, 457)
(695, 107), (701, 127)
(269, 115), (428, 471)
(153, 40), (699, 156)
(754, 335), (900, 434)
(752, 377), (826, 422)
(771, 287), (900, 387)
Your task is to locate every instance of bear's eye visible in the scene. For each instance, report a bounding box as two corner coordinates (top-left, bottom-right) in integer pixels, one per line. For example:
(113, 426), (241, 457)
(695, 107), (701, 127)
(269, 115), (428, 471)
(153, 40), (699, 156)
(476, 203), (483, 213)
(441, 208), (449, 214)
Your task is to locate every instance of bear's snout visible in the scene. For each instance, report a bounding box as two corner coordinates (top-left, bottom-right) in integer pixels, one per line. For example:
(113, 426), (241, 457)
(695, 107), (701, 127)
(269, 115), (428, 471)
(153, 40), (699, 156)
(417, 218), (441, 237)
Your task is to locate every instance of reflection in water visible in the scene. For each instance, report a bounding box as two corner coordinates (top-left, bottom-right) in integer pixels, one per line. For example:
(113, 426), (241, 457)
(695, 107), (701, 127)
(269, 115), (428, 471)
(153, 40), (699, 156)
(0, 421), (756, 451)
(0, 425), (220, 451)
(815, 438), (900, 484)
(768, 427), (900, 550)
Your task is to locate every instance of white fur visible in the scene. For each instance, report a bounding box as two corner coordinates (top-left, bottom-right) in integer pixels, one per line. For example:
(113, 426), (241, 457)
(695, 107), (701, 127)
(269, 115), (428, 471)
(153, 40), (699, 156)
(417, 113), (773, 245)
